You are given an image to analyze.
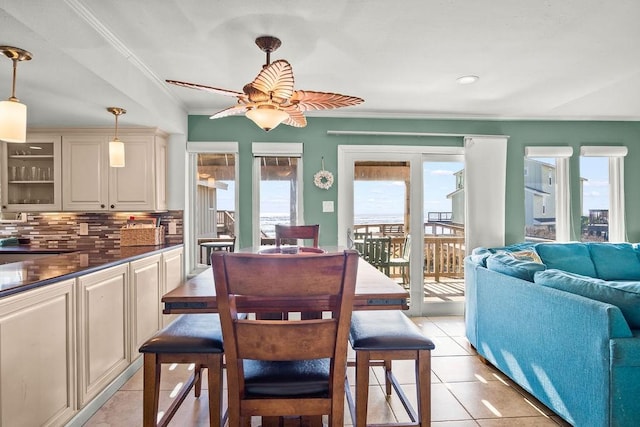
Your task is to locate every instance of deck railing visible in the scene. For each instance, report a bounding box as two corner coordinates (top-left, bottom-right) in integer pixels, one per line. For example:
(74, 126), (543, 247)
(424, 236), (465, 280)
(216, 210), (235, 235)
(384, 235), (465, 282)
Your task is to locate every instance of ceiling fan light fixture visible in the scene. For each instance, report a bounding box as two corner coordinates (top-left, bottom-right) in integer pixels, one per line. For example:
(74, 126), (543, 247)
(107, 107), (126, 167)
(0, 46), (32, 143)
(245, 105), (289, 132)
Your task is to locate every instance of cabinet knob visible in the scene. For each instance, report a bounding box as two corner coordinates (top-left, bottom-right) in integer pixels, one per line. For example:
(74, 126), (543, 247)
(110, 204), (115, 209)
(1, 206), (5, 209)
(100, 204), (105, 209)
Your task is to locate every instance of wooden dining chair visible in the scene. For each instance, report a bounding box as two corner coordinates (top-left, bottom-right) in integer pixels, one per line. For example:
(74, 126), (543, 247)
(211, 250), (359, 427)
(274, 224), (320, 247)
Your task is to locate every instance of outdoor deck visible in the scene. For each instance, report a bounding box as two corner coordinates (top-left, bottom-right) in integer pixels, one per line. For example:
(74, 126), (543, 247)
(423, 278), (465, 302)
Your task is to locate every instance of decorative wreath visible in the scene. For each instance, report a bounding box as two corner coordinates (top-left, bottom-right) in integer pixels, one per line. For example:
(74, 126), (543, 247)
(314, 169), (334, 190)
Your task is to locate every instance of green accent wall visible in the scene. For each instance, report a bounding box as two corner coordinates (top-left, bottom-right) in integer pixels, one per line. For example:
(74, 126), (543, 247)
(188, 115), (640, 248)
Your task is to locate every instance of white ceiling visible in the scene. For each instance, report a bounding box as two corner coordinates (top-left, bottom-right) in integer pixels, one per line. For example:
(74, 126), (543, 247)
(1, 0), (639, 135)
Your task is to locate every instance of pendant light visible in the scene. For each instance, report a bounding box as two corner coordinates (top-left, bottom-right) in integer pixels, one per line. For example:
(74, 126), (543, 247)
(0, 46), (32, 143)
(107, 107), (126, 167)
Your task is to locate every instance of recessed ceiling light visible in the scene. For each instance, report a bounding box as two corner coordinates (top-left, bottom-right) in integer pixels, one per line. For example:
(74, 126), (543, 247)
(457, 75), (479, 85)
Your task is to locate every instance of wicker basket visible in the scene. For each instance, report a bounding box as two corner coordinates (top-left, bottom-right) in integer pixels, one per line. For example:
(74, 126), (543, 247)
(120, 226), (165, 246)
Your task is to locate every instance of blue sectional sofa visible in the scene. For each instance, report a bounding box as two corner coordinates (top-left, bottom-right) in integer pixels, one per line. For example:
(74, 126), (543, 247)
(465, 242), (640, 427)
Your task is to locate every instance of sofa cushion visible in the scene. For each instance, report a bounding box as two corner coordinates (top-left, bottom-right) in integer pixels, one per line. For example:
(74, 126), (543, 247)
(587, 243), (640, 281)
(470, 247), (492, 267)
(486, 253), (546, 282)
(534, 269), (640, 328)
(535, 243), (597, 277)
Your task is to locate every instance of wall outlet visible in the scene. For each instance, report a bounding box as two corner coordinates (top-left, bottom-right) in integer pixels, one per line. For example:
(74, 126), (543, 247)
(79, 223), (89, 236)
(322, 201), (334, 213)
(168, 220), (177, 235)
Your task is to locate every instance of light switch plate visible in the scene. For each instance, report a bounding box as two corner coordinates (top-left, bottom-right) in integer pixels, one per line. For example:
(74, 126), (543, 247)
(322, 201), (334, 213)
(168, 220), (177, 234)
(79, 223), (89, 236)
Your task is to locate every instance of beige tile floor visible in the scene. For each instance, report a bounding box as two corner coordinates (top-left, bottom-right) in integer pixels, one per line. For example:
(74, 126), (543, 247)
(85, 316), (572, 426)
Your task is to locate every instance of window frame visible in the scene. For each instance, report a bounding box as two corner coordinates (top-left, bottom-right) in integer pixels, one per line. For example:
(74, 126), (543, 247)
(252, 142), (304, 247)
(580, 145), (628, 242)
(524, 146), (573, 242)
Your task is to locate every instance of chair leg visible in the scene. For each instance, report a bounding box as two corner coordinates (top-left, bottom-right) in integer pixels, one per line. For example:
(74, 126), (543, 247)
(206, 354), (223, 427)
(194, 363), (203, 398)
(142, 353), (161, 427)
(416, 350), (431, 427)
(384, 359), (393, 396)
(355, 351), (371, 427)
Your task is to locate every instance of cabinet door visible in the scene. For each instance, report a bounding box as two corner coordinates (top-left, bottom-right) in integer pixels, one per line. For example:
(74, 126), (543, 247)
(161, 246), (184, 326)
(109, 135), (156, 211)
(0, 279), (76, 426)
(130, 254), (162, 358)
(1, 134), (62, 212)
(62, 135), (110, 211)
(77, 264), (129, 407)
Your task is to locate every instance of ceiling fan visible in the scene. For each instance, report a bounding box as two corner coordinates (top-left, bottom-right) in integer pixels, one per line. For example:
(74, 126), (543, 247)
(166, 36), (364, 131)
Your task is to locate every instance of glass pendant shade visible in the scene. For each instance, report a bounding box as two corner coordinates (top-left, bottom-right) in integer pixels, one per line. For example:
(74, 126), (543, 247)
(245, 106), (288, 131)
(107, 107), (126, 167)
(0, 46), (32, 143)
(0, 99), (27, 142)
(109, 138), (125, 167)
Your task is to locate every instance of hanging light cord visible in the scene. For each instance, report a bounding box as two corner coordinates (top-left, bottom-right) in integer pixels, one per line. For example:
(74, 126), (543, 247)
(9, 57), (18, 101)
(113, 112), (119, 140)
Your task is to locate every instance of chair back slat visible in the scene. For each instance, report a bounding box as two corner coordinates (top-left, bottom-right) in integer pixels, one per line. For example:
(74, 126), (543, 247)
(236, 319), (338, 360)
(275, 224), (320, 247)
(221, 253), (345, 296)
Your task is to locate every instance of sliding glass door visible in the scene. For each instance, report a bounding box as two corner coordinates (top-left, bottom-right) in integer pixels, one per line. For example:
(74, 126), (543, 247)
(338, 145), (464, 316)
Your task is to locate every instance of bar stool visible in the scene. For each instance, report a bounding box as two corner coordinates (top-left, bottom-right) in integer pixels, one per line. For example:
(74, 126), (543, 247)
(138, 313), (225, 427)
(346, 310), (435, 427)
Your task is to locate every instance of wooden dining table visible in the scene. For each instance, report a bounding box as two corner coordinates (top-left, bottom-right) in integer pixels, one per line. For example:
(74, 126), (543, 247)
(162, 248), (409, 314)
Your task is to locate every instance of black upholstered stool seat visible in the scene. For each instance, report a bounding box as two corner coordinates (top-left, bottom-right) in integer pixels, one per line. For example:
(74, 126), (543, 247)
(346, 310), (435, 427)
(349, 310), (435, 351)
(138, 314), (225, 427)
(139, 313), (223, 354)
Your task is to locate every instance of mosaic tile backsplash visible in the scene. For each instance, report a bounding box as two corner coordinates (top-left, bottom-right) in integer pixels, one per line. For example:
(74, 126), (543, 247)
(0, 211), (183, 250)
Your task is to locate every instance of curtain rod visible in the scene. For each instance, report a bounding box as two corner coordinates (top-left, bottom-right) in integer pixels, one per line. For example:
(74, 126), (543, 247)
(326, 130), (508, 138)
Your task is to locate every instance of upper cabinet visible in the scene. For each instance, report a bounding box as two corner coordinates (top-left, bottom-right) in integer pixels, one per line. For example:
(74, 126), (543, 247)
(61, 128), (168, 212)
(0, 134), (62, 212)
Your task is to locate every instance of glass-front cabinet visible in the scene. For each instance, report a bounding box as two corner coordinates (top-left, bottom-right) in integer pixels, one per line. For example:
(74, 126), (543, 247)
(1, 134), (62, 211)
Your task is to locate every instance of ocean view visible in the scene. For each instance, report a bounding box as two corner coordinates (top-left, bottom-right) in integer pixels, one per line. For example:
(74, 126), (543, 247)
(260, 214), (404, 237)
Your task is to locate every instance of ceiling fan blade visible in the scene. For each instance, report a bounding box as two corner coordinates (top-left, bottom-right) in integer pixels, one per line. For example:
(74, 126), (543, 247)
(209, 105), (249, 120)
(249, 60), (294, 103)
(166, 79), (244, 97)
(281, 105), (307, 128)
(289, 90), (364, 111)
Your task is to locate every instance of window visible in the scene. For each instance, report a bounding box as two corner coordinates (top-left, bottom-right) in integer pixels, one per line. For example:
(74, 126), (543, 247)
(252, 143), (303, 246)
(579, 146), (627, 242)
(524, 147), (572, 242)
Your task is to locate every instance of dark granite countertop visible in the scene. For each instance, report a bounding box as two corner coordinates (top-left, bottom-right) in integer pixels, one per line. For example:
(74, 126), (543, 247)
(0, 244), (183, 298)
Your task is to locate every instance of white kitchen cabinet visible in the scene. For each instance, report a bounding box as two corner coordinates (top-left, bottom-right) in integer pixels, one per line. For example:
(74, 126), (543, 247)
(129, 253), (162, 358)
(161, 246), (184, 326)
(0, 133), (62, 211)
(76, 263), (129, 408)
(0, 278), (76, 427)
(61, 128), (168, 212)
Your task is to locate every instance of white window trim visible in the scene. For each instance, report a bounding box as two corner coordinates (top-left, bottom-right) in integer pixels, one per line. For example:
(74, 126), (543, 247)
(580, 146), (627, 242)
(525, 146), (573, 242)
(252, 142), (304, 247)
